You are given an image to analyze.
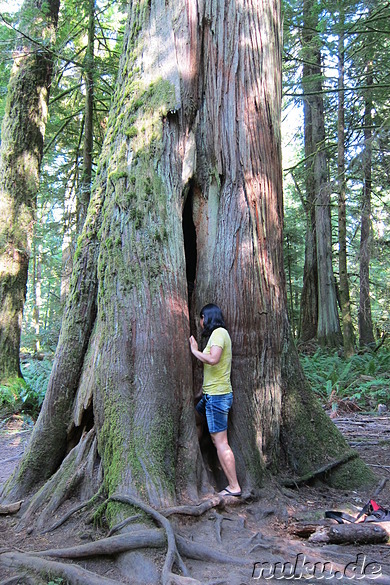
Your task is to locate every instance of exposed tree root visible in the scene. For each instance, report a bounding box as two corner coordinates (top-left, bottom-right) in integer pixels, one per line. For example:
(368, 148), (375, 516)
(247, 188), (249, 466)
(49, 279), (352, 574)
(175, 535), (248, 566)
(110, 493), (189, 585)
(167, 575), (203, 585)
(0, 492), (250, 585)
(33, 529), (166, 558)
(27, 527), (249, 567)
(42, 487), (104, 534)
(281, 451), (359, 487)
(17, 429), (100, 531)
(0, 575), (29, 585)
(0, 501), (23, 515)
(0, 552), (120, 585)
(162, 495), (223, 517)
(209, 511), (232, 544)
(107, 513), (143, 536)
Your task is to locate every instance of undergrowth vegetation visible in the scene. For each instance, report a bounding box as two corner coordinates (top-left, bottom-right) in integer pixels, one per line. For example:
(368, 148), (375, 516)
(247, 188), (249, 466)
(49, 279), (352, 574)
(300, 347), (390, 412)
(0, 359), (53, 418)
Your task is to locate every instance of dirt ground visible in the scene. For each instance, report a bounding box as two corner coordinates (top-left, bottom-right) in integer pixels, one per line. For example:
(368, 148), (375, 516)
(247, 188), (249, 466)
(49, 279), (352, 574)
(1, 412), (390, 584)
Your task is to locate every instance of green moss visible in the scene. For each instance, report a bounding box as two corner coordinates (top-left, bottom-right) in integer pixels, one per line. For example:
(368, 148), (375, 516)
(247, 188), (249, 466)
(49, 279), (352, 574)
(127, 414), (176, 500)
(280, 350), (376, 489)
(126, 126), (138, 138)
(109, 169), (128, 182)
(326, 458), (375, 490)
(99, 396), (127, 496)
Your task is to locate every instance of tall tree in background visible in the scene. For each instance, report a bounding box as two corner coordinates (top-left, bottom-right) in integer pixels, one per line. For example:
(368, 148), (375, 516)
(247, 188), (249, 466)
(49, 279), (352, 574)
(2, 0), (370, 527)
(300, 0), (342, 347)
(337, 4), (355, 356)
(359, 57), (375, 345)
(78, 0), (95, 231)
(0, 0), (60, 382)
(299, 0), (318, 342)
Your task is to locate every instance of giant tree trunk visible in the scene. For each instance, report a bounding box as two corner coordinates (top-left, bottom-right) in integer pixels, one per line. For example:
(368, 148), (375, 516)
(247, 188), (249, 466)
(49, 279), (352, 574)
(2, 0), (373, 518)
(0, 0), (60, 383)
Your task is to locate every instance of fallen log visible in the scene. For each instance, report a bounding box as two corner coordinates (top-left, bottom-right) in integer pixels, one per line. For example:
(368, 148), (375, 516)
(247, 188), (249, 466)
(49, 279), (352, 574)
(288, 519), (334, 538)
(308, 523), (388, 545)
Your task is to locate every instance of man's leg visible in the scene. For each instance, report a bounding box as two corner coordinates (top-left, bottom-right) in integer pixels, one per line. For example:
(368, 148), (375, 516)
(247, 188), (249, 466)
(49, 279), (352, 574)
(210, 430), (241, 494)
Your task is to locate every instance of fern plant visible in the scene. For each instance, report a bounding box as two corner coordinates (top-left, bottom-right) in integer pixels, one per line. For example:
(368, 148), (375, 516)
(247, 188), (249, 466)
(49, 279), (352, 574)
(0, 359), (52, 417)
(300, 348), (390, 410)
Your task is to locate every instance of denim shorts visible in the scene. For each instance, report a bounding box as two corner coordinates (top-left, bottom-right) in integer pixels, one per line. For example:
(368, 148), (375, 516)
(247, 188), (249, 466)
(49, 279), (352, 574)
(195, 393), (233, 434)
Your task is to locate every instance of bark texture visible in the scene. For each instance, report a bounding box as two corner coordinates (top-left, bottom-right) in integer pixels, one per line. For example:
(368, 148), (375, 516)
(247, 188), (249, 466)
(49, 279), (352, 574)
(1, 0), (373, 515)
(0, 0), (60, 382)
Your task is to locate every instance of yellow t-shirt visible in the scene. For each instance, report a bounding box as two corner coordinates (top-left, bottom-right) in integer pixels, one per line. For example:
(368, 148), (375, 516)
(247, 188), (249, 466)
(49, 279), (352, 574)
(202, 328), (232, 395)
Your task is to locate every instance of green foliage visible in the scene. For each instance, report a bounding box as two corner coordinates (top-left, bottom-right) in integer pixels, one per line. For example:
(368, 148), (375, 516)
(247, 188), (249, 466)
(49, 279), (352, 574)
(0, 360), (52, 417)
(300, 347), (390, 409)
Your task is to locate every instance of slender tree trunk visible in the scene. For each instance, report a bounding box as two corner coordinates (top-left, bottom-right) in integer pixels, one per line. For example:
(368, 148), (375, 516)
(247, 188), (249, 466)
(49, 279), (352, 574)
(299, 0), (318, 342)
(78, 0), (95, 231)
(359, 62), (375, 346)
(300, 0), (342, 348)
(337, 9), (355, 356)
(0, 0), (60, 383)
(2, 0), (372, 513)
(32, 240), (42, 354)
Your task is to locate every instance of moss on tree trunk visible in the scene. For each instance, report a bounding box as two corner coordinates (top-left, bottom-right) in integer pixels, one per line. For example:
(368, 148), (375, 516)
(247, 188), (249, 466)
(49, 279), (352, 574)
(0, 0), (60, 383)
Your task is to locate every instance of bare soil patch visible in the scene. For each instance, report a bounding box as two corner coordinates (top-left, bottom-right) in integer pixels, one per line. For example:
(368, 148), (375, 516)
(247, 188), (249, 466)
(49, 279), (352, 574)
(1, 413), (390, 584)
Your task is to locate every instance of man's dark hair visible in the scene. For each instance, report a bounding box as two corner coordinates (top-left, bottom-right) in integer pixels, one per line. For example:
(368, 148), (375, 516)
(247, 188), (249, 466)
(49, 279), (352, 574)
(200, 304), (226, 335)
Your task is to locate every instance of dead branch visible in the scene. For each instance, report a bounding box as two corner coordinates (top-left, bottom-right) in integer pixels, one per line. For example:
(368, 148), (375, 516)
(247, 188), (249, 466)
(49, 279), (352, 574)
(33, 528), (165, 558)
(0, 551), (120, 585)
(0, 501), (23, 515)
(374, 478), (388, 496)
(110, 493), (189, 585)
(281, 451), (359, 487)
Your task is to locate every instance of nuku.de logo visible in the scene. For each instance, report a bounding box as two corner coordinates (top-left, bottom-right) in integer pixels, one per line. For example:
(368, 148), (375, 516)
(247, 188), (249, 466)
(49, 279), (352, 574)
(252, 552), (382, 580)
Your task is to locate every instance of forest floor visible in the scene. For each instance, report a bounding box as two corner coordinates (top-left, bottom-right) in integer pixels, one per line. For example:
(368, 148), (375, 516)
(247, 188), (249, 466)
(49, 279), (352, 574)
(1, 412), (390, 584)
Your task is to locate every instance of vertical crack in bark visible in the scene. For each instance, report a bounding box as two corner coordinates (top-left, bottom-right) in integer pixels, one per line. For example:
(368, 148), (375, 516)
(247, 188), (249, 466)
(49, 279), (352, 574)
(182, 183), (197, 313)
